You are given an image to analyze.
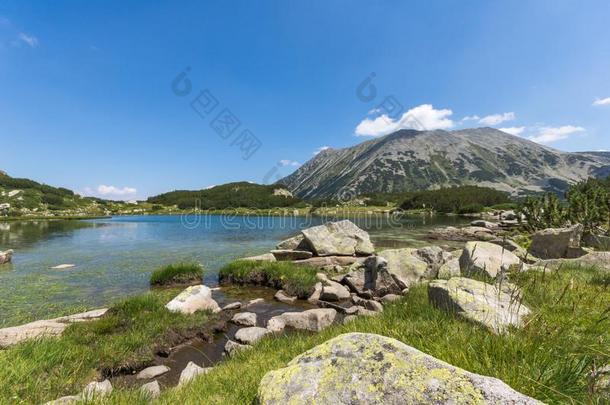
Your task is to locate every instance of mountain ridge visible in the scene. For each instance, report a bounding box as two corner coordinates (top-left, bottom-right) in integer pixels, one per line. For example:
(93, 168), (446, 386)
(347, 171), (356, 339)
(278, 128), (610, 199)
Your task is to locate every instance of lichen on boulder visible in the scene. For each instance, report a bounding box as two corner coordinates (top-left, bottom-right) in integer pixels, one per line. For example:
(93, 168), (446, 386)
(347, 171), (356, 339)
(258, 332), (541, 404)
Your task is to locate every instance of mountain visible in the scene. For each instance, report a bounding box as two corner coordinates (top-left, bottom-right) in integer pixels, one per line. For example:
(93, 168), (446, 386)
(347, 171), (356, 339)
(147, 182), (302, 209)
(278, 128), (610, 200)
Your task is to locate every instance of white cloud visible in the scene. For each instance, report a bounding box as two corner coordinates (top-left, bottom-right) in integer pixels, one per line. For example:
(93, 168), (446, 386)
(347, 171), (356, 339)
(313, 146), (331, 155)
(279, 159), (300, 167)
(478, 112), (516, 126)
(355, 104), (454, 137)
(81, 185), (137, 199)
(461, 115), (480, 122)
(593, 97), (610, 106)
(18, 32), (38, 48)
(529, 125), (585, 144)
(499, 126), (525, 136)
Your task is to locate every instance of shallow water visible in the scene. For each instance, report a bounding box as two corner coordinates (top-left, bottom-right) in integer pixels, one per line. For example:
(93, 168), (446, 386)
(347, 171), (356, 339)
(0, 214), (469, 326)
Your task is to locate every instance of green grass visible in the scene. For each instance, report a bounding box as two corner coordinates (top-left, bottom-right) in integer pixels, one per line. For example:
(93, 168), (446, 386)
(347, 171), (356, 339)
(219, 260), (318, 298)
(0, 288), (214, 404)
(106, 264), (610, 404)
(150, 262), (203, 286)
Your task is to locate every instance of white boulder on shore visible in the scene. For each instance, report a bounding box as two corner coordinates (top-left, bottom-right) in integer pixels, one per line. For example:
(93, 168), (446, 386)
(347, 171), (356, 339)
(165, 285), (221, 314)
(0, 249), (13, 265)
(460, 241), (522, 278)
(258, 333), (541, 404)
(300, 220), (374, 257)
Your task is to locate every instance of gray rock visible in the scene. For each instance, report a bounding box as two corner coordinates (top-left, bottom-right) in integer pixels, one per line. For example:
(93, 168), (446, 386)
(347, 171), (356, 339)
(165, 285), (221, 314)
(178, 361), (211, 386)
(343, 256), (402, 297)
(231, 312), (257, 327)
(271, 249), (313, 261)
(225, 339), (252, 356)
(583, 233), (610, 251)
(356, 307), (381, 316)
(270, 308), (337, 332)
(379, 294), (401, 303)
(342, 315), (358, 323)
(471, 220), (499, 229)
(378, 248), (429, 289)
(274, 290), (297, 304)
(222, 302), (242, 311)
(352, 296), (383, 312)
(276, 234), (311, 251)
(460, 241), (522, 278)
(301, 220), (374, 256)
(529, 224), (584, 259)
(591, 364), (610, 400)
(235, 327), (270, 345)
(136, 365), (170, 380)
(140, 380), (161, 399)
(246, 298), (265, 307)
(307, 282), (323, 304)
(293, 255), (364, 268)
(266, 317), (286, 333)
(320, 280), (351, 301)
(533, 251), (610, 271)
(438, 257), (461, 279)
(81, 379), (112, 401)
(240, 253), (277, 262)
(258, 333), (540, 404)
(0, 249), (13, 265)
(428, 226), (496, 242)
(317, 300), (359, 315)
(429, 277), (530, 334)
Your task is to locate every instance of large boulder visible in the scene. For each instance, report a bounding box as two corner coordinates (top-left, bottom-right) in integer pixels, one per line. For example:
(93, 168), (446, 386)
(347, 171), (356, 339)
(343, 256), (402, 297)
(276, 234), (311, 251)
(460, 242), (521, 278)
(165, 285), (220, 314)
(0, 249), (13, 265)
(529, 224), (584, 259)
(268, 308), (337, 332)
(428, 277), (530, 334)
(258, 333), (540, 404)
(377, 248), (429, 289)
(301, 220), (374, 256)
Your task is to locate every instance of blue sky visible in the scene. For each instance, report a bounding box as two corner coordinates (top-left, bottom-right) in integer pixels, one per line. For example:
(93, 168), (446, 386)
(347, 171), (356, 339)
(1, 1), (609, 200)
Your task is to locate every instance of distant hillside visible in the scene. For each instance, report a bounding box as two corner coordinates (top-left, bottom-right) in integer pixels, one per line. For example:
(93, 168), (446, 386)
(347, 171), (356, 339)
(147, 182), (303, 209)
(0, 171), (129, 217)
(278, 128), (610, 199)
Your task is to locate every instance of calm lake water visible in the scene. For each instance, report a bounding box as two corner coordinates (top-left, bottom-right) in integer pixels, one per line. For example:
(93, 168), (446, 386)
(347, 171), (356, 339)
(0, 214), (469, 327)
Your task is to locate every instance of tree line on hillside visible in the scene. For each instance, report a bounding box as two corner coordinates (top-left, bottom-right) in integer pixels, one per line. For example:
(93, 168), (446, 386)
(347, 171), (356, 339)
(147, 182), (304, 210)
(398, 186), (512, 214)
(518, 176), (610, 233)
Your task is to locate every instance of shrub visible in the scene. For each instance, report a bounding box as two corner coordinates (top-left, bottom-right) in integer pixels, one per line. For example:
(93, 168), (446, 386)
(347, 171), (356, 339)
(150, 263), (203, 286)
(400, 186), (510, 214)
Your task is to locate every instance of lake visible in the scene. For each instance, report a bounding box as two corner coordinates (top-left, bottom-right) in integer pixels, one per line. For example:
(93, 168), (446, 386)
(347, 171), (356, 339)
(0, 214), (469, 327)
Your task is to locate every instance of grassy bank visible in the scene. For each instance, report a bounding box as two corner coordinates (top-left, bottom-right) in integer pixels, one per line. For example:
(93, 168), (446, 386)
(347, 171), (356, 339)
(104, 264), (610, 404)
(219, 260), (318, 298)
(0, 288), (214, 404)
(150, 262), (203, 286)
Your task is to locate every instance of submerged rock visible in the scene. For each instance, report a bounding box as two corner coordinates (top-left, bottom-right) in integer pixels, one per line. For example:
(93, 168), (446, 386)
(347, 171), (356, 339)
(428, 277), (530, 334)
(165, 285), (220, 314)
(460, 241), (521, 278)
(274, 290), (297, 304)
(258, 333), (540, 404)
(301, 220), (374, 256)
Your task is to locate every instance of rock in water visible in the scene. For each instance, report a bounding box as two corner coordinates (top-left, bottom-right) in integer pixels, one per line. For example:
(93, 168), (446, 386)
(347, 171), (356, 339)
(0, 249), (13, 265)
(136, 365), (170, 379)
(274, 290), (297, 304)
(165, 285), (220, 314)
(529, 224), (584, 259)
(231, 312), (257, 327)
(258, 333), (540, 404)
(235, 327), (270, 345)
(428, 277), (530, 334)
(460, 242), (521, 278)
(268, 308), (337, 332)
(301, 220), (374, 256)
